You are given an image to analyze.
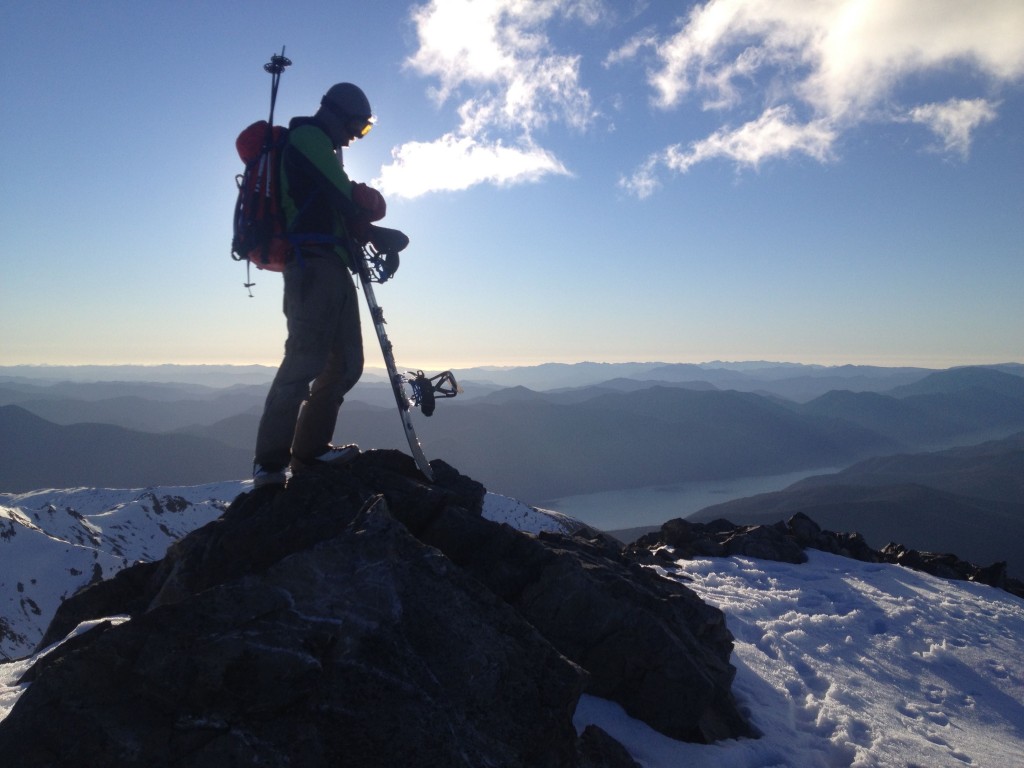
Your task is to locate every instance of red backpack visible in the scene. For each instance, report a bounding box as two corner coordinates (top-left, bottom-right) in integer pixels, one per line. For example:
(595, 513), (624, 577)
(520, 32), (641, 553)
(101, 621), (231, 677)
(231, 49), (294, 293)
(231, 120), (291, 274)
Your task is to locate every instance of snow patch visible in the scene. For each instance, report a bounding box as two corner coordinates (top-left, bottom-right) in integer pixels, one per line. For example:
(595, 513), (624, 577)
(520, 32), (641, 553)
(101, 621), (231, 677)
(481, 492), (585, 535)
(575, 550), (1024, 767)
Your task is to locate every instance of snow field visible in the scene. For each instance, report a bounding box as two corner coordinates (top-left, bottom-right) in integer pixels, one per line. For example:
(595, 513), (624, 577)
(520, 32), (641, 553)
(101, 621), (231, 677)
(4, 485), (1023, 767)
(575, 550), (1024, 767)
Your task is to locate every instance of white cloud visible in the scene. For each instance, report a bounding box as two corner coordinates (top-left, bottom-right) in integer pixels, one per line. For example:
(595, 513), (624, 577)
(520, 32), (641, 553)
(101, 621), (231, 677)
(622, 0), (1024, 192)
(620, 106), (835, 197)
(375, 133), (569, 199)
(649, 0), (1024, 119)
(392, 0), (1023, 199)
(383, 0), (601, 198)
(619, 154), (661, 199)
(668, 106), (835, 170)
(906, 98), (1000, 159)
(605, 30), (658, 69)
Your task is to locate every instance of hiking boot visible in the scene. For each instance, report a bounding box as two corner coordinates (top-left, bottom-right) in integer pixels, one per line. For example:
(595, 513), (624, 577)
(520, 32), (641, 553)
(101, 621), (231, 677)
(291, 444), (360, 473)
(253, 464), (287, 488)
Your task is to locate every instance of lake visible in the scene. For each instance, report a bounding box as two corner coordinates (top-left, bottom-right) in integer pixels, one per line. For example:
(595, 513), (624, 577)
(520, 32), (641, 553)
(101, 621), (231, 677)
(538, 467), (842, 533)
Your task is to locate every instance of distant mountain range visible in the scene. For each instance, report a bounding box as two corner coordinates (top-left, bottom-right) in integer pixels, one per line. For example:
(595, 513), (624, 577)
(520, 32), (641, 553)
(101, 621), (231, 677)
(0, 407), (252, 492)
(689, 431), (1024, 578)
(3, 364), (1024, 503)
(408, 386), (896, 500)
(794, 366), (1024, 446)
(0, 364), (279, 388)
(448, 361), (938, 399)
(6, 360), (1022, 402)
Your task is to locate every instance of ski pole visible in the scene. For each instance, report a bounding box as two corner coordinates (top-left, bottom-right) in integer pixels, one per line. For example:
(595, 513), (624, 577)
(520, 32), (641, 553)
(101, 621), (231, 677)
(264, 46), (292, 126)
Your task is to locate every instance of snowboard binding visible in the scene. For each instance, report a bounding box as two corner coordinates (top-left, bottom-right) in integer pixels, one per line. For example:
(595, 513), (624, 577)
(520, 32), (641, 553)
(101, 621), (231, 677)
(362, 225), (408, 284)
(408, 370), (460, 417)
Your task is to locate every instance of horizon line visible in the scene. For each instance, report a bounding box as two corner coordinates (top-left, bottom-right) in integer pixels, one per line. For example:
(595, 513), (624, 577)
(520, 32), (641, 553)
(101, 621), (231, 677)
(2, 359), (1022, 371)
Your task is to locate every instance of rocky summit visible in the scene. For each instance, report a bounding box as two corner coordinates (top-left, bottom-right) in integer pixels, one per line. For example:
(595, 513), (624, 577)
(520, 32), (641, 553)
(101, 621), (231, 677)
(0, 450), (753, 767)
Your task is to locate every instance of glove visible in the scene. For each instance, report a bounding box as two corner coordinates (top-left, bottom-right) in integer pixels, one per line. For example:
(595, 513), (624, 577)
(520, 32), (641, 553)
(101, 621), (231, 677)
(349, 218), (372, 245)
(352, 182), (386, 222)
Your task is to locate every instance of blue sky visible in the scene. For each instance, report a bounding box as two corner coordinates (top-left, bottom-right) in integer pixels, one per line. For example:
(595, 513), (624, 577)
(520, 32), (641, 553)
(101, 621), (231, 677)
(2, 0), (1022, 370)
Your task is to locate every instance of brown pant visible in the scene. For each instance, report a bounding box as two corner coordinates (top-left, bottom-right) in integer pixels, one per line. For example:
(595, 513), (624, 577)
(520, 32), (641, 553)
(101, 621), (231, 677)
(254, 256), (363, 469)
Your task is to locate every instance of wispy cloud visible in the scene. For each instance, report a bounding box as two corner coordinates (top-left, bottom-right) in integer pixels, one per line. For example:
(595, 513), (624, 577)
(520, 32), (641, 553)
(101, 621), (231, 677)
(378, 0), (600, 198)
(621, 0), (1024, 194)
(905, 98), (1000, 159)
(622, 106), (836, 197)
(385, 0), (1024, 199)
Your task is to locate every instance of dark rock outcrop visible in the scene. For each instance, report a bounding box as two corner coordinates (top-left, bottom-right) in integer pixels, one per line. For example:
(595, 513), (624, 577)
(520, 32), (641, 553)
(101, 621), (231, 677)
(878, 542), (1022, 596)
(627, 512), (1024, 599)
(0, 451), (752, 766)
(408, 506), (751, 743)
(627, 517), (809, 564)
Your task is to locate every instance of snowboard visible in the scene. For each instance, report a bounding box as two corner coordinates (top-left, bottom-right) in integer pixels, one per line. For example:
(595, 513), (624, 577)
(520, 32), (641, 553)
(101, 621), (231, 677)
(355, 228), (458, 481)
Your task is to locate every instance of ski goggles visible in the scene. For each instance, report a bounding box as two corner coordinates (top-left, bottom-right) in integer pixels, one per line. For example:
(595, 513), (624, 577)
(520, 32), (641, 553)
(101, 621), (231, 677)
(349, 115), (374, 139)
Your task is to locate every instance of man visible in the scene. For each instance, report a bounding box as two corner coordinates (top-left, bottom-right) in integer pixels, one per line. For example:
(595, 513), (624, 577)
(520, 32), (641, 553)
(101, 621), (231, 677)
(253, 82), (386, 488)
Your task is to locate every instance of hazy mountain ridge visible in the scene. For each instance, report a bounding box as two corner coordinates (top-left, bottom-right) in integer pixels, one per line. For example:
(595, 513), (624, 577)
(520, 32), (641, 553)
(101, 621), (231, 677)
(795, 367), (1024, 449)
(790, 432), (1024, 502)
(3, 365), (1024, 504)
(182, 367), (1024, 502)
(689, 431), (1024, 577)
(475, 379), (719, 406)
(0, 406), (252, 493)
(0, 361), (971, 400)
(0, 388), (267, 434)
(0, 365), (279, 388)
(887, 365), (1024, 398)
(409, 386), (901, 501)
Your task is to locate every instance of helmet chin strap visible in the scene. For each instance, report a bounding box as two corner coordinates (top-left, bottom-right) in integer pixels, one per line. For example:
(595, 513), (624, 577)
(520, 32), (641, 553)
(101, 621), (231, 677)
(315, 104), (351, 149)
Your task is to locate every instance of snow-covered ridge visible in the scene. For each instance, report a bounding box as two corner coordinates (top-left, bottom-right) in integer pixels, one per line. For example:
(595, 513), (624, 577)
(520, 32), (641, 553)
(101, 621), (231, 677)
(3, 482), (1024, 766)
(1, 481), (246, 660)
(0, 482), (572, 661)
(480, 491), (588, 535)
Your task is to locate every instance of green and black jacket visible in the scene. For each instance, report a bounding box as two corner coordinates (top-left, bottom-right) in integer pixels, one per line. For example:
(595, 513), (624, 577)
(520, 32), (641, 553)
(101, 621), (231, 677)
(280, 117), (363, 268)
